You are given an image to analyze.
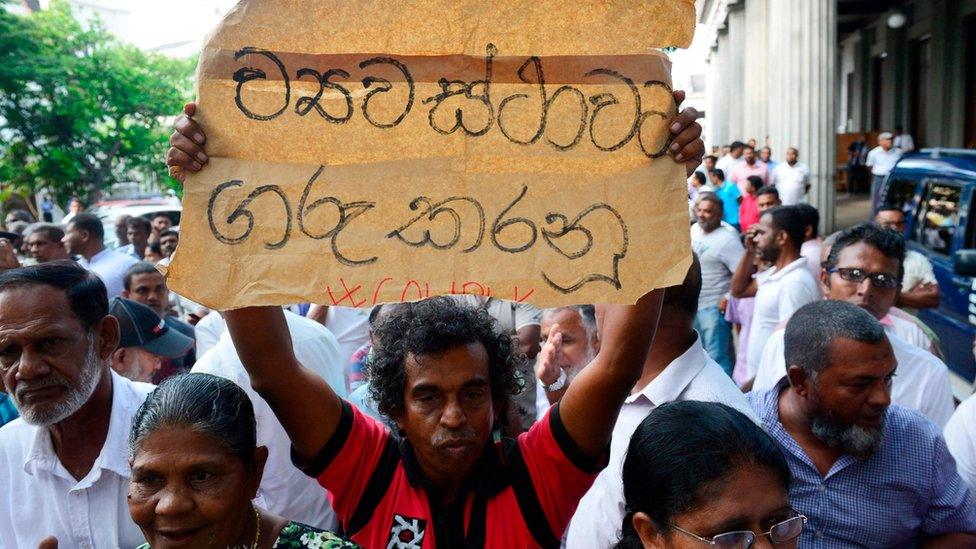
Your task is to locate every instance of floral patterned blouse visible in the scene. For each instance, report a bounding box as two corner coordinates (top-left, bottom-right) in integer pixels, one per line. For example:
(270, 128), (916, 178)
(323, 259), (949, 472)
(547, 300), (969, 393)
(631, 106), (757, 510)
(135, 522), (360, 548)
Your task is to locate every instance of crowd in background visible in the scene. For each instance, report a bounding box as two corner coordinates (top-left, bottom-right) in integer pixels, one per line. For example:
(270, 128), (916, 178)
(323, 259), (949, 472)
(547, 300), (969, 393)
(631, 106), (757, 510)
(0, 109), (975, 548)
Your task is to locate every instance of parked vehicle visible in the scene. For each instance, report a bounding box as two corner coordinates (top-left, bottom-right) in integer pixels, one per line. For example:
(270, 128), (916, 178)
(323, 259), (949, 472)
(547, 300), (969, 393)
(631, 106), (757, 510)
(88, 199), (181, 249)
(877, 148), (976, 399)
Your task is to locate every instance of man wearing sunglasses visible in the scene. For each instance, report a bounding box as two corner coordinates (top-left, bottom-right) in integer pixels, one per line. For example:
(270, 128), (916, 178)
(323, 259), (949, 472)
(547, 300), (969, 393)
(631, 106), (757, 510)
(751, 223), (954, 427)
(750, 300), (976, 547)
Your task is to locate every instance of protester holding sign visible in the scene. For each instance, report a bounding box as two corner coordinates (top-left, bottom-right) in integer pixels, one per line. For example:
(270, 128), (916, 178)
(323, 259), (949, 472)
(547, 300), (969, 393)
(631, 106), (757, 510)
(166, 98), (704, 549)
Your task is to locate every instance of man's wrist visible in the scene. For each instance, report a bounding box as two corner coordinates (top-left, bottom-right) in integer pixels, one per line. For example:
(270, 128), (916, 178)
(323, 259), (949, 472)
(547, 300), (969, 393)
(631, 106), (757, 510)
(543, 369), (567, 392)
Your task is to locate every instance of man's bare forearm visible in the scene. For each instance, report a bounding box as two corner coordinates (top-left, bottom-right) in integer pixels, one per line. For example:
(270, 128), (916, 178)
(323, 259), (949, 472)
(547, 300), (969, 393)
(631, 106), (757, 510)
(557, 288), (664, 460)
(224, 306), (343, 461)
(896, 284), (940, 309)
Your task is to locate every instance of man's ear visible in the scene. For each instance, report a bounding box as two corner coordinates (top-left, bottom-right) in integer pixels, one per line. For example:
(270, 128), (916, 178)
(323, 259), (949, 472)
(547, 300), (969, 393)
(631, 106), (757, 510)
(786, 365), (812, 398)
(819, 268), (831, 295)
(121, 289), (130, 299)
(94, 315), (121, 361)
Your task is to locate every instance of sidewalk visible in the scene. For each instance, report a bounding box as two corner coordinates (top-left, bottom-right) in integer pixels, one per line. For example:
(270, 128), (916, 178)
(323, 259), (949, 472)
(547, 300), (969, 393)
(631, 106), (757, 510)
(832, 192), (872, 232)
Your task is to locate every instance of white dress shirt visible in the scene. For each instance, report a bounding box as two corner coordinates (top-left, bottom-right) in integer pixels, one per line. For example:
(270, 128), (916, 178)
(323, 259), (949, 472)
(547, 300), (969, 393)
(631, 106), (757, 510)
(902, 250), (937, 292)
(193, 311), (227, 357)
(770, 161), (811, 205)
(78, 248), (138, 299)
(894, 134), (915, 153)
(0, 371), (153, 549)
(191, 310), (345, 530)
(565, 336), (756, 549)
(866, 146), (902, 176)
(944, 393), (976, 491)
(752, 326), (954, 427)
(746, 258), (821, 378)
(322, 306), (371, 367)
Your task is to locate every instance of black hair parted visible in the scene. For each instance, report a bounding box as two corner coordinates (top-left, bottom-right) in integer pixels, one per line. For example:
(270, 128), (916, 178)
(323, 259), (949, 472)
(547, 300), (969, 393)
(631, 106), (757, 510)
(764, 205), (806, 250)
(614, 401), (791, 548)
(365, 297), (524, 425)
(827, 222), (906, 280)
(0, 260), (107, 330)
(69, 213), (104, 241)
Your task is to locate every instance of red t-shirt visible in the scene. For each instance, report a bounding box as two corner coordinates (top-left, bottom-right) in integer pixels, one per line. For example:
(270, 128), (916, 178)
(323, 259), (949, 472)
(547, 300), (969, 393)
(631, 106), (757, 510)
(294, 401), (602, 548)
(739, 193), (760, 231)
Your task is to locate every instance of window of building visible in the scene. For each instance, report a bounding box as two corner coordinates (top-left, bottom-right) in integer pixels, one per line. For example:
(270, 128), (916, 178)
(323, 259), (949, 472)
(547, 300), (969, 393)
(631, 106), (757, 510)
(913, 181), (962, 256)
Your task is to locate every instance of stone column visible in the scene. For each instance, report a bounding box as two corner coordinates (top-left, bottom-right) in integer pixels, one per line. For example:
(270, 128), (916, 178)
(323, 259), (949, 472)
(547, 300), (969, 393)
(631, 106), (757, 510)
(766, 0), (837, 232)
(709, 27), (732, 146)
(726, 2), (747, 141)
(743, 0), (770, 144)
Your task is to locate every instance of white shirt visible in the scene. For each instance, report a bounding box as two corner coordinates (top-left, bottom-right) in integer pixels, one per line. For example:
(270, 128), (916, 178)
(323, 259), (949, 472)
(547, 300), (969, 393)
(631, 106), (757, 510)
(944, 393), (976, 491)
(866, 146), (902, 176)
(565, 336), (756, 549)
(894, 134), (915, 153)
(714, 153), (742, 177)
(691, 223), (744, 309)
(770, 161), (811, 205)
(902, 250), (937, 292)
(114, 243), (141, 260)
(746, 258), (821, 378)
(752, 327), (954, 427)
(77, 248), (138, 299)
(886, 313), (934, 353)
(0, 371), (153, 549)
(191, 310), (345, 530)
(321, 306), (370, 367)
(194, 312), (227, 357)
(800, 238), (823, 280)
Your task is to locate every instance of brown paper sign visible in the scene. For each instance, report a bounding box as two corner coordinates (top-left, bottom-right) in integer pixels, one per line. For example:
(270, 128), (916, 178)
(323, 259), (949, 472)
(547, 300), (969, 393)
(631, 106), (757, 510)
(166, 0), (696, 309)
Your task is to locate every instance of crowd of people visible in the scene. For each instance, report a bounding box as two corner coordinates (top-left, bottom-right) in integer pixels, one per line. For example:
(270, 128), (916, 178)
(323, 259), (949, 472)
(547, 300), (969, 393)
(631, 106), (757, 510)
(0, 100), (975, 549)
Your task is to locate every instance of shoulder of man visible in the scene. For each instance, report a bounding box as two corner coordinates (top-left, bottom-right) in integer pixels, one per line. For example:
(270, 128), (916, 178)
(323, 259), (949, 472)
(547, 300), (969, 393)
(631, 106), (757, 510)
(885, 403), (944, 445)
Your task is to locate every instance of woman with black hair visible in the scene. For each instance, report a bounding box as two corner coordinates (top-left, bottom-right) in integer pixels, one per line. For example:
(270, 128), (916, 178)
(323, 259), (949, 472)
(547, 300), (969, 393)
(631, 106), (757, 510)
(127, 373), (359, 548)
(616, 400), (805, 549)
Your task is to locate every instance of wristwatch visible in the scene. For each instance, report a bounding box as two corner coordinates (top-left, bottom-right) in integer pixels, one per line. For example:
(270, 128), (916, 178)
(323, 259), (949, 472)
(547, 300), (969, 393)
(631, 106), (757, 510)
(543, 369), (567, 393)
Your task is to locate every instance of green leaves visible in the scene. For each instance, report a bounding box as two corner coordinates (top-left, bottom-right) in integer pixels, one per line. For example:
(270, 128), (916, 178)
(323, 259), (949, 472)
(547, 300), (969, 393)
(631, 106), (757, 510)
(0, 0), (194, 205)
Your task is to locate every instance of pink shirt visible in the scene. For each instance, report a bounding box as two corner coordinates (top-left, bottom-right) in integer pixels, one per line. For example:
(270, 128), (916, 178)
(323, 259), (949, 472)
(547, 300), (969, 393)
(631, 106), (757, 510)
(730, 161), (769, 195)
(739, 194), (760, 231)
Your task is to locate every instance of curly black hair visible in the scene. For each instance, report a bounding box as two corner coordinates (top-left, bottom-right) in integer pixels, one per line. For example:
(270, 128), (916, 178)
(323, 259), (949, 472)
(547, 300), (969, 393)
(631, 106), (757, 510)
(365, 297), (524, 425)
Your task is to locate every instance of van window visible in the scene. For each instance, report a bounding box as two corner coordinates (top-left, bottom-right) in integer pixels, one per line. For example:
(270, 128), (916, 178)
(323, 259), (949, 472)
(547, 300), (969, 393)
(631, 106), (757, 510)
(883, 178), (919, 215)
(914, 181), (962, 256)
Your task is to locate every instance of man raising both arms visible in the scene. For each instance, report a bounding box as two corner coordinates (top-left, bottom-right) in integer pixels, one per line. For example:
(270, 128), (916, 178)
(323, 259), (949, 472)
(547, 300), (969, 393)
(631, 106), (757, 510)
(166, 96), (704, 546)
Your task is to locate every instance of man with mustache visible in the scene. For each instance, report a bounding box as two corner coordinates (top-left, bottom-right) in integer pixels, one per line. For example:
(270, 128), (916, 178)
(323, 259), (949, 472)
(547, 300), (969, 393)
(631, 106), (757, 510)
(750, 300), (976, 546)
(0, 261), (153, 548)
(752, 223), (954, 426)
(732, 205), (821, 379)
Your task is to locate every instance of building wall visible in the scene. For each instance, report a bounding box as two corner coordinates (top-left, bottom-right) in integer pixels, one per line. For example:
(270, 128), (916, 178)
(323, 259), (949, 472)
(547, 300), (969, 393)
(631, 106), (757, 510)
(703, 0), (837, 230)
(837, 0), (976, 148)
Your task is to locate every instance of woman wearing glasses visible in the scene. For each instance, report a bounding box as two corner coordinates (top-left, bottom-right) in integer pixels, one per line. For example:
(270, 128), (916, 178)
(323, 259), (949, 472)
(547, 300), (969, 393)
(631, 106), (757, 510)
(615, 400), (805, 549)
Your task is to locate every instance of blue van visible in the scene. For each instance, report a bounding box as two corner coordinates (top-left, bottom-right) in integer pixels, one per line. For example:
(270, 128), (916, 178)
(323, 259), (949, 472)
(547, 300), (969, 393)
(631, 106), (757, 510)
(876, 148), (976, 398)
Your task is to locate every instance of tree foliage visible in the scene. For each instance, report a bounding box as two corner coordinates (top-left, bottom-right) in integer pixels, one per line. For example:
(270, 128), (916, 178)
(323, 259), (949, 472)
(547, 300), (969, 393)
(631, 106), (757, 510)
(0, 0), (195, 206)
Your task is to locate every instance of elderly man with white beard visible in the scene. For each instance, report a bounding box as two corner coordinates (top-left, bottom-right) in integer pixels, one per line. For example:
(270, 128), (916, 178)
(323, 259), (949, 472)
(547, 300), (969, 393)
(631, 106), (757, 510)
(534, 305), (601, 420)
(0, 260), (153, 548)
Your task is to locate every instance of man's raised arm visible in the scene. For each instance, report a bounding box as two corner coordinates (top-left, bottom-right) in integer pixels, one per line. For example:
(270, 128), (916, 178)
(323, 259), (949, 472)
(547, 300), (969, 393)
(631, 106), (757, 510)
(556, 288), (663, 461)
(224, 307), (343, 461)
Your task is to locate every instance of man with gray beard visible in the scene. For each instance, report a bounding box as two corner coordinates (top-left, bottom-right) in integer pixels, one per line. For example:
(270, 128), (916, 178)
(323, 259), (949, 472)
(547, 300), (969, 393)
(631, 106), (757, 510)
(534, 304), (600, 419)
(749, 300), (976, 547)
(0, 261), (153, 548)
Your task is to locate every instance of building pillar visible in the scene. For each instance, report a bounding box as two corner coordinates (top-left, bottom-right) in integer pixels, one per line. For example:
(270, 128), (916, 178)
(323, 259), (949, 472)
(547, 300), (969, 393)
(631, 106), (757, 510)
(709, 27), (732, 146)
(766, 0), (837, 232)
(743, 0), (770, 144)
(726, 2), (747, 141)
